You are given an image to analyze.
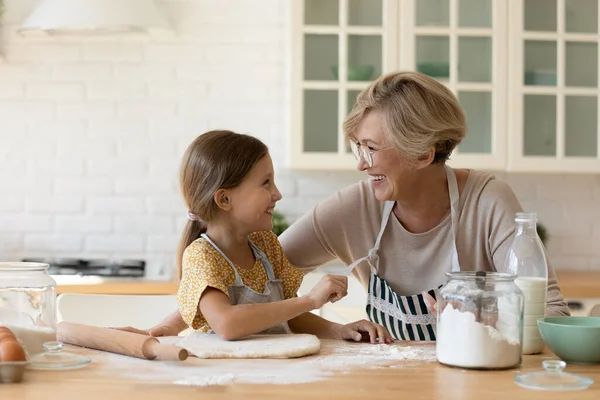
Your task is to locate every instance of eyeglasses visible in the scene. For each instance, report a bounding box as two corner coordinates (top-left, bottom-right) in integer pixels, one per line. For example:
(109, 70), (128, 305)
(349, 141), (386, 168)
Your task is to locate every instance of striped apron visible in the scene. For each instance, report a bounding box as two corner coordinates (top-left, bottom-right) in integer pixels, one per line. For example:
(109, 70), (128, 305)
(345, 165), (461, 341)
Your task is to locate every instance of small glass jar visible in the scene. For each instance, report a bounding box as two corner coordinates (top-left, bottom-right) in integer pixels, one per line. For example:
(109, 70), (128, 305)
(436, 271), (524, 370)
(0, 262), (58, 355)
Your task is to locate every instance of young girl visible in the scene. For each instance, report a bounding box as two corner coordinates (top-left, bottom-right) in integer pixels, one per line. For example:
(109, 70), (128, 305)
(170, 130), (392, 342)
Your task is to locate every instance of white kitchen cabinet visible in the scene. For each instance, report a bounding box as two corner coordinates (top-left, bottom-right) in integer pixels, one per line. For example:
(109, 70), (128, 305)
(290, 0), (600, 173)
(290, 0), (397, 169)
(400, 0), (508, 170)
(508, 0), (600, 172)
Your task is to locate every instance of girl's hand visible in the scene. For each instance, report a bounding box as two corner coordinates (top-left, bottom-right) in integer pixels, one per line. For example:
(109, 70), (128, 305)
(305, 274), (348, 309)
(114, 324), (179, 337)
(332, 320), (394, 344)
(113, 326), (151, 336)
(113, 311), (188, 337)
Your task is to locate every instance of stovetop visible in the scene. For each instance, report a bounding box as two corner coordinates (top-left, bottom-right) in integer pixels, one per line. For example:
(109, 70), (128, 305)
(566, 297), (600, 317)
(21, 258), (145, 278)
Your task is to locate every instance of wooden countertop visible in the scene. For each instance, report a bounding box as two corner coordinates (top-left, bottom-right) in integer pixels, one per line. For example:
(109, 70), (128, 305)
(55, 270), (600, 298)
(555, 270), (600, 298)
(3, 343), (599, 399)
(55, 277), (179, 295)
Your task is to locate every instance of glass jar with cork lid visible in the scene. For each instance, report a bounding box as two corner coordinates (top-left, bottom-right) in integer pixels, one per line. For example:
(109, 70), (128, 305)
(436, 271), (525, 370)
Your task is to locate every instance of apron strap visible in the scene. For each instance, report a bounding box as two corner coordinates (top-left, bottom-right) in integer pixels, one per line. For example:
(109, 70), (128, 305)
(200, 233), (244, 285)
(248, 239), (277, 281)
(444, 165), (461, 272)
(373, 201), (394, 253)
(346, 166), (462, 275)
(201, 234), (277, 284)
(344, 200), (394, 275)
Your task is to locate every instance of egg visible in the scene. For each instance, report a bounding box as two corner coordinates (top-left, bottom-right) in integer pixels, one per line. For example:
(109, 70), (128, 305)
(0, 335), (17, 345)
(0, 339), (27, 362)
(0, 328), (16, 342)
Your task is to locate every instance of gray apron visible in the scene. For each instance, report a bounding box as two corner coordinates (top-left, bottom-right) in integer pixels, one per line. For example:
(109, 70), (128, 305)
(344, 165), (461, 341)
(201, 233), (292, 335)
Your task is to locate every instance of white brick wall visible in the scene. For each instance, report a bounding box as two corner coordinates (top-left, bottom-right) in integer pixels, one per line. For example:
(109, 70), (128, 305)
(1, 0), (600, 279)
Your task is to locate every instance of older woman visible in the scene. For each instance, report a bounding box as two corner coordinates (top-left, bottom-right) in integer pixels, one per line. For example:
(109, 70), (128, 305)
(124, 71), (569, 340)
(279, 71), (569, 341)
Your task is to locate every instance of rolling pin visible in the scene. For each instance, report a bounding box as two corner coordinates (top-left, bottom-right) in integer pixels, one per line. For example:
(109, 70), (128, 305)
(57, 322), (188, 361)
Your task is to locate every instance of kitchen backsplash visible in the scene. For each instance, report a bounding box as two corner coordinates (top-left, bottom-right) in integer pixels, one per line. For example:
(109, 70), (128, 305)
(0, 0), (599, 278)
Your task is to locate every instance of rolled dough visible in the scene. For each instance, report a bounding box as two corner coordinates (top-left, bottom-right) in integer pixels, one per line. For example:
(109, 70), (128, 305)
(177, 332), (321, 359)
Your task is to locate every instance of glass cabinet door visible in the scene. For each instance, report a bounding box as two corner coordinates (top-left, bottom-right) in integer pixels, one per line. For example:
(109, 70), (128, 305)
(402, 0), (506, 170)
(509, 0), (600, 172)
(291, 0), (600, 173)
(291, 0), (396, 169)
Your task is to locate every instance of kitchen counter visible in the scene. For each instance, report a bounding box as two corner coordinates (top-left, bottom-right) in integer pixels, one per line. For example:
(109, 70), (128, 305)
(54, 276), (179, 295)
(54, 270), (600, 298)
(555, 271), (600, 298)
(3, 343), (599, 399)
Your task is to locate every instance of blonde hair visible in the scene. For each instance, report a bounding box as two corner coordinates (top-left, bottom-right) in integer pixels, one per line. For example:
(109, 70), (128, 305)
(176, 130), (269, 277)
(343, 71), (466, 164)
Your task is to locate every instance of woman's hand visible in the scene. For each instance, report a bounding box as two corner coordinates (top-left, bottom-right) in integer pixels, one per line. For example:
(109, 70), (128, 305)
(422, 291), (498, 327)
(305, 274), (348, 309)
(422, 292), (438, 314)
(330, 320), (394, 344)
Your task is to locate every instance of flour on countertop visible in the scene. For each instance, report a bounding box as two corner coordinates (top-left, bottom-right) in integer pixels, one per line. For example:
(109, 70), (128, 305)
(83, 338), (437, 387)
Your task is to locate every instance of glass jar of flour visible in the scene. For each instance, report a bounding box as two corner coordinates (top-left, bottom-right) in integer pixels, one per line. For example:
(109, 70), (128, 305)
(0, 262), (58, 355)
(436, 271), (524, 370)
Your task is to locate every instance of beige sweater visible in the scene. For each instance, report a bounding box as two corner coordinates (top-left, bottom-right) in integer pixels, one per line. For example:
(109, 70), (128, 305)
(279, 170), (570, 317)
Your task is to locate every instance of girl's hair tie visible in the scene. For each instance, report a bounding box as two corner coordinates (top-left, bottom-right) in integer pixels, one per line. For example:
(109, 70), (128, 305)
(187, 211), (199, 221)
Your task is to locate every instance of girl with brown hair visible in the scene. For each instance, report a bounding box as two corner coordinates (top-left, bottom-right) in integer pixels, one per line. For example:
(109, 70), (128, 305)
(133, 130), (392, 342)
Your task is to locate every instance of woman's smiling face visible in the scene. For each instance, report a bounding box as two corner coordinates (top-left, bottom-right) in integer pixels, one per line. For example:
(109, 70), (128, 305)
(353, 111), (422, 202)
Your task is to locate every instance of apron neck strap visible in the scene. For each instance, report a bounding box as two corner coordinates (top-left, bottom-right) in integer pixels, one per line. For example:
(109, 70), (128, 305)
(444, 165), (461, 272)
(343, 201), (394, 274)
(200, 234), (277, 284)
(248, 239), (276, 281)
(345, 166), (462, 274)
(201, 233), (243, 285)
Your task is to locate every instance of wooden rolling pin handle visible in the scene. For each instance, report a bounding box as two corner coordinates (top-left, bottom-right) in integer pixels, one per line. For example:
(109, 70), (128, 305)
(142, 339), (188, 361)
(57, 322), (188, 361)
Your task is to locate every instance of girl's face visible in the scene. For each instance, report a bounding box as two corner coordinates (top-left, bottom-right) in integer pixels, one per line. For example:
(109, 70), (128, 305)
(227, 154), (282, 233)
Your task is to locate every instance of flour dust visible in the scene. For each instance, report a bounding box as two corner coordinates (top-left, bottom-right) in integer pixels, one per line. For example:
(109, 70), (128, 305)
(85, 338), (437, 387)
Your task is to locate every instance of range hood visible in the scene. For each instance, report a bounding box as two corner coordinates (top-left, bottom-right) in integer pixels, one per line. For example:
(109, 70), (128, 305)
(19, 0), (171, 36)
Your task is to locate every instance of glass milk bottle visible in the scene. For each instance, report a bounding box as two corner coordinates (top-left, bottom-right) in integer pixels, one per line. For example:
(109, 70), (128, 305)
(505, 212), (548, 355)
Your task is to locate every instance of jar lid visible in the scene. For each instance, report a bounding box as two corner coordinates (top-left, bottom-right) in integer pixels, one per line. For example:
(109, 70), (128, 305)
(514, 360), (594, 391)
(0, 262), (50, 272)
(27, 341), (91, 370)
(445, 271), (517, 281)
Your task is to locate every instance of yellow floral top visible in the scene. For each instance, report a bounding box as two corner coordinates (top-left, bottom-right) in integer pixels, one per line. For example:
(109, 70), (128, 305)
(176, 230), (305, 331)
